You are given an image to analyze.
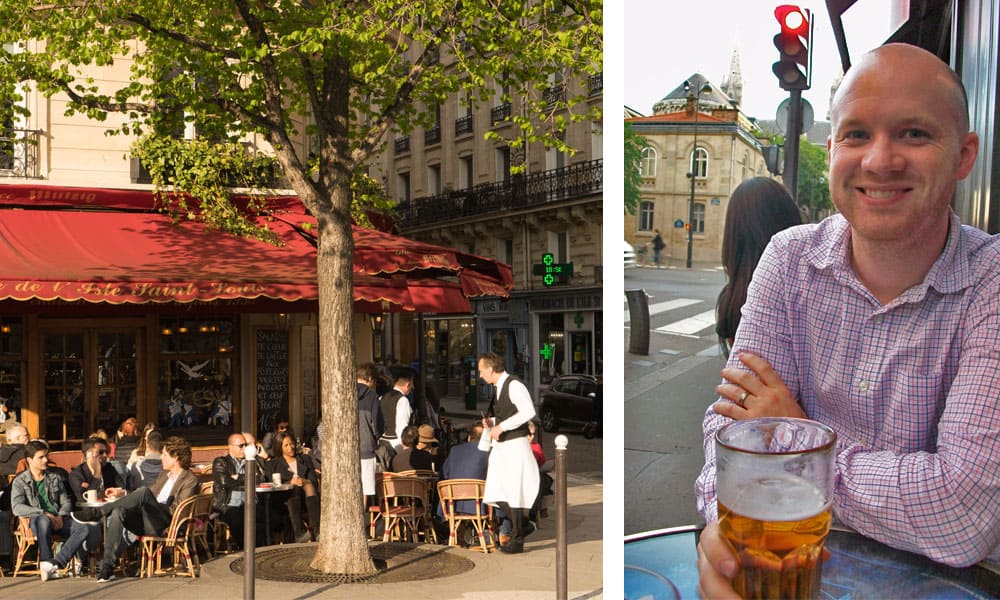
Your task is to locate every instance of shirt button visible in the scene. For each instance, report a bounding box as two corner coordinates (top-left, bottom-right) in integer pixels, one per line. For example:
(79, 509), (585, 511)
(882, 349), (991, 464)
(873, 315), (884, 324)
(859, 380), (869, 392)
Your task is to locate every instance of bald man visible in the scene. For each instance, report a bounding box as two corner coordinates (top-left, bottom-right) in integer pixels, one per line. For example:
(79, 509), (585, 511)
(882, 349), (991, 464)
(696, 43), (998, 596)
(212, 433), (266, 550)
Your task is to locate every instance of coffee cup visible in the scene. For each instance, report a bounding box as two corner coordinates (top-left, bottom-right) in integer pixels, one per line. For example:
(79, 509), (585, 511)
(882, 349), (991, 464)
(272, 473), (282, 485)
(83, 489), (99, 504)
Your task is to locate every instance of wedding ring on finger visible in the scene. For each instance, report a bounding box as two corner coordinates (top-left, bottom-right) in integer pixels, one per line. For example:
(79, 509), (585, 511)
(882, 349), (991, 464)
(737, 391), (749, 407)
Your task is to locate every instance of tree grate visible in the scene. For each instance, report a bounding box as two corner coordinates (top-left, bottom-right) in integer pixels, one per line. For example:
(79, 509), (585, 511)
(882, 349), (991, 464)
(229, 542), (475, 584)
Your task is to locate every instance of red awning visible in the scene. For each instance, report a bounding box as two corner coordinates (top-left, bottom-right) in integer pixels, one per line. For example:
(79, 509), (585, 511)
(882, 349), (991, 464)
(0, 185), (513, 312)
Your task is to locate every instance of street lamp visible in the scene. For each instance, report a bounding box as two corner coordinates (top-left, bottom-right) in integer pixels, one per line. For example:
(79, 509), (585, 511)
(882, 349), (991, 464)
(684, 79), (712, 269)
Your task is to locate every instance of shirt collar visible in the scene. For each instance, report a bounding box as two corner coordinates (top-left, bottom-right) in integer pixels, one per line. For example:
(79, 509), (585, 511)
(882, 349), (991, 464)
(806, 211), (974, 301)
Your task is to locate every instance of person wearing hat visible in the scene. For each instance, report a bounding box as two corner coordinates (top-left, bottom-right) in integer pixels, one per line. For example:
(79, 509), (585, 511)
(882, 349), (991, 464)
(391, 425), (434, 472)
(416, 424), (443, 472)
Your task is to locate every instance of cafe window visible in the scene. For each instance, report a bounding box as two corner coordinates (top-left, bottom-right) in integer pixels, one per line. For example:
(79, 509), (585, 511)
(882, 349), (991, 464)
(158, 317), (235, 434)
(0, 317), (24, 424)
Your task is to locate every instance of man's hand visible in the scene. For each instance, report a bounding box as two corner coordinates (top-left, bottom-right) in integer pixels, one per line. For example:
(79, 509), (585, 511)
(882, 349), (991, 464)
(697, 521), (741, 600)
(48, 513), (64, 531)
(490, 424), (504, 441)
(105, 487), (126, 499)
(713, 352), (807, 420)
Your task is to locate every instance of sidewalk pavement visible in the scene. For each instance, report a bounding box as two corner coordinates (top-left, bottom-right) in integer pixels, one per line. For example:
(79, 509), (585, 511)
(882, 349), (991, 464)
(0, 474), (601, 599)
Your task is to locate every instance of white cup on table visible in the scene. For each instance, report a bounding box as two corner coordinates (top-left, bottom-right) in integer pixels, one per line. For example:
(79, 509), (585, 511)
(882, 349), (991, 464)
(272, 473), (282, 486)
(83, 489), (99, 504)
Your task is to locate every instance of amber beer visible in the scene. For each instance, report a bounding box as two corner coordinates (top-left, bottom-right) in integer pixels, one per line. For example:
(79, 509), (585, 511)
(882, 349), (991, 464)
(715, 418), (836, 600)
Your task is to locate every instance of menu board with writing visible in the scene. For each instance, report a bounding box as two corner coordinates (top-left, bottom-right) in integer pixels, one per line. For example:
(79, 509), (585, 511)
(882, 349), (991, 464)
(255, 329), (289, 436)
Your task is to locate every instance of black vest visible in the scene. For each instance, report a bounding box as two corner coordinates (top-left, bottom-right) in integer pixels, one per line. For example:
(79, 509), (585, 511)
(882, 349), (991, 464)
(488, 375), (530, 442)
(380, 389), (403, 438)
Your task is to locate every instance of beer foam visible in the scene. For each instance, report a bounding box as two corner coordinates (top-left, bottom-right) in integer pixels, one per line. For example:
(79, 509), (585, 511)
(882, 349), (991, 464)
(720, 473), (829, 522)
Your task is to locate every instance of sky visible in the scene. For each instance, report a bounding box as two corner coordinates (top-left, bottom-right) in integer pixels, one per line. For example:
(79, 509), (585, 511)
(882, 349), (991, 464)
(625, 0), (899, 123)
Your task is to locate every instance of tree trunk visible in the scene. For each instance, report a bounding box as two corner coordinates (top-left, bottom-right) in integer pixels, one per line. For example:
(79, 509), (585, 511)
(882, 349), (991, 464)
(309, 181), (377, 575)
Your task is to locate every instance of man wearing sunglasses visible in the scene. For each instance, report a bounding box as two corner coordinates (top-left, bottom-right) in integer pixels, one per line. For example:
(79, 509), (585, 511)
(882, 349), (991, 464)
(68, 437), (125, 507)
(212, 433), (266, 550)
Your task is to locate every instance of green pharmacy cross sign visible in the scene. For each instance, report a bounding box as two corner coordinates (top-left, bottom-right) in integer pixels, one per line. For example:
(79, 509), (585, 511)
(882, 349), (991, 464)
(532, 253), (574, 286)
(539, 343), (555, 360)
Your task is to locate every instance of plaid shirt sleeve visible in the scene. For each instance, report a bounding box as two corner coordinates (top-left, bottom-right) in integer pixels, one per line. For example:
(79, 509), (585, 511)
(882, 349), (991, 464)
(695, 218), (1000, 567)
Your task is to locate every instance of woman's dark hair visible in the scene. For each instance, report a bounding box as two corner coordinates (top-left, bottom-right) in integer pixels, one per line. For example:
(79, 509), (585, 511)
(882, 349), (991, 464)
(275, 430), (297, 456)
(716, 177), (803, 354)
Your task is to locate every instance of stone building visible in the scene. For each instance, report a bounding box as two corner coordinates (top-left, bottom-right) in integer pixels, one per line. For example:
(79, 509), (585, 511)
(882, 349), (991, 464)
(369, 70), (604, 400)
(625, 72), (769, 263)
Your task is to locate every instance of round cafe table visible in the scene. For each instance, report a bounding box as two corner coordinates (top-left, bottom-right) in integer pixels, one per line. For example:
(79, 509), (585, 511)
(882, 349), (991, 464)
(255, 483), (292, 546)
(624, 525), (1000, 599)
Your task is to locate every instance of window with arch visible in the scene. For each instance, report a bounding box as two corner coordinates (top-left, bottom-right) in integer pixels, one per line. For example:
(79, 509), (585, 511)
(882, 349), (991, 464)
(690, 147), (708, 178)
(639, 147), (656, 177)
(638, 201), (654, 231)
(693, 202), (706, 234)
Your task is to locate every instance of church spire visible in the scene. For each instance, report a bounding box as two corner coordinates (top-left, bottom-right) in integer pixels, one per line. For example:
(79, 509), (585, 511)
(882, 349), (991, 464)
(720, 49), (743, 106)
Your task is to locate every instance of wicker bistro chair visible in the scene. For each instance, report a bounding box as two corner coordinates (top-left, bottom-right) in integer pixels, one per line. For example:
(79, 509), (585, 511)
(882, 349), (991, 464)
(13, 515), (70, 577)
(138, 493), (211, 578)
(368, 472), (390, 539)
(436, 478), (496, 553)
(195, 481), (232, 556)
(381, 475), (436, 544)
(187, 493), (215, 562)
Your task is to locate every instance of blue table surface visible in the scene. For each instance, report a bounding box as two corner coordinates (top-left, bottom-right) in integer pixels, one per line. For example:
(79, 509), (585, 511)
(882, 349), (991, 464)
(625, 526), (1000, 600)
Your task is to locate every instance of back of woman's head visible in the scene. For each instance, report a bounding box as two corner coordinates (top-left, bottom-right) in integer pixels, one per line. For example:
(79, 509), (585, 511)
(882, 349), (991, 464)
(717, 177), (802, 346)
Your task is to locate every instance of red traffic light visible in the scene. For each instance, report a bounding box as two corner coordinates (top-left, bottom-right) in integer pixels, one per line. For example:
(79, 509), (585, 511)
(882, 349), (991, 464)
(775, 5), (808, 36)
(772, 4), (812, 91)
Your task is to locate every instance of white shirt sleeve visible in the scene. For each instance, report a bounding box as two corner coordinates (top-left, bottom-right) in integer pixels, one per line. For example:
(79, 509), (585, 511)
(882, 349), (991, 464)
(498, 375), (535, 432)
(395, 396), (412, 439)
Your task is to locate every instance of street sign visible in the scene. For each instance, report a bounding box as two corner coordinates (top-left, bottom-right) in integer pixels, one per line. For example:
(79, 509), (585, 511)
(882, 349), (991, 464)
(532, 253), (573, 286)
(673, 219), (684, 228)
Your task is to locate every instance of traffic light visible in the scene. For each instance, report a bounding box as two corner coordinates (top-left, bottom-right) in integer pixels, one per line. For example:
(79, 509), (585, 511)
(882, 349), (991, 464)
(772, 5), (813, 90)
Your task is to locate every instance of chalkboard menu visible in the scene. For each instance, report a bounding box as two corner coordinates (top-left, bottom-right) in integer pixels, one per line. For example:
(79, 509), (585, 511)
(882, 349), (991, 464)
(255, 329), (289, 436)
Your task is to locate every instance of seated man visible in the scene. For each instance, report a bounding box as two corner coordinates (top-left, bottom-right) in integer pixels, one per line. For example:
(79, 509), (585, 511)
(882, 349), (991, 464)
(212, 432), (266, 550)
(11, 440), (100, 581)
(68, 436), (125, 506)
(0, 424), (28, 480)
(437, 424), (490, 521)
(127, 430), (164, 490)
(81, 435), (199, 582)
(391, 425), (433, 472)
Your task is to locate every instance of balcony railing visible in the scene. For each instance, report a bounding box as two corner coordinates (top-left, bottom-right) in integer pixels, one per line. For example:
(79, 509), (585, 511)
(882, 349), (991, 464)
(588, 73), (603, 97)
(0, 129), (42, 179)
(424, 125), (441, 146)
(395, 159), (602, 228)
(394, 136), (411, 154)
(455, 115), (473, 136)
(490, 102), (511, 125)
(543, 83), (566, 108)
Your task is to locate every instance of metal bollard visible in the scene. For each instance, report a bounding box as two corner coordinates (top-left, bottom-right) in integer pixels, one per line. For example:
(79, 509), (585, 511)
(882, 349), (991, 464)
(625, 289), (650, 355)
(555, 434), (568, 600)
(244, 443), (258, 600)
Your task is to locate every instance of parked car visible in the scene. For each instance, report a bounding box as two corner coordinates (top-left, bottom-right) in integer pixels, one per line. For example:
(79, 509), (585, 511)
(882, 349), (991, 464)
(623, 240), (636, 269)
(538, 374), (602, 435)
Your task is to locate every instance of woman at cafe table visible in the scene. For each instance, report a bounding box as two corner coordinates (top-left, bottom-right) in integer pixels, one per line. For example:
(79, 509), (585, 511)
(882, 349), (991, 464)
(265, 430), (320, 543)
(695, 44), (1000, 598)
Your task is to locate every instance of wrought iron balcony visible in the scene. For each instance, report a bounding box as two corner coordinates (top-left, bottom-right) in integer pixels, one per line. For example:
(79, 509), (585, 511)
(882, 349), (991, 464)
(454, 115), (473, 136)
(588, 73), (603, 97)
(543, 83), (566, 108)
(394, 136), (411, 154)
(424, 125), (441, 146)
(490, 102), (511, 126)
(396, 159), (602, 228)
(0, 129), (42, 179)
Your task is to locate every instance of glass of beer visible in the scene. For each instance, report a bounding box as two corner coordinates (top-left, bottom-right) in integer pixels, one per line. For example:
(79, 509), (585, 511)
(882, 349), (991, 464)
(716, 417), (836, 600)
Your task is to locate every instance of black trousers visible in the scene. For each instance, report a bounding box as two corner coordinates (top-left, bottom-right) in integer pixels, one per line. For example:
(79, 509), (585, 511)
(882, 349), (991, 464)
(99, 487), (171, 570)
(219, 503), (266, 549)
(497, 501), (528, 545)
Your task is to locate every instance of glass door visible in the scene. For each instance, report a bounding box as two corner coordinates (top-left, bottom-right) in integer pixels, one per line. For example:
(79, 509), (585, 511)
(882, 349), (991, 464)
(41, 326), (141, 448)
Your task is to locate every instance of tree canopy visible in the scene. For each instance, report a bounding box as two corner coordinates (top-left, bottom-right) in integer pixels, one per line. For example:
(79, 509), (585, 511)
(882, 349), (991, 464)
(1, 0), (601, 575)
(624, 121), (644, 215)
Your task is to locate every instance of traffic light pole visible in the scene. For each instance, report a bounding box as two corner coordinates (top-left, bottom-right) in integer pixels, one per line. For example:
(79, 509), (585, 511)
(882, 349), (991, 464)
(782, 89), (803, 202)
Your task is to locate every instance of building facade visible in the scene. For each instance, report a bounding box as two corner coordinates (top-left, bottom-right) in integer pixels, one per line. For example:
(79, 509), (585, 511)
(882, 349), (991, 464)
(369, 70), (604, 401)
(625, 74), (770, 263)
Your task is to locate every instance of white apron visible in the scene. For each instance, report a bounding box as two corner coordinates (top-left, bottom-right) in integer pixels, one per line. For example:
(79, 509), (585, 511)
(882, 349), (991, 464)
(483, 435), (540, 509)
